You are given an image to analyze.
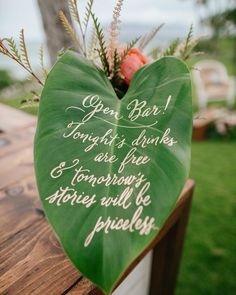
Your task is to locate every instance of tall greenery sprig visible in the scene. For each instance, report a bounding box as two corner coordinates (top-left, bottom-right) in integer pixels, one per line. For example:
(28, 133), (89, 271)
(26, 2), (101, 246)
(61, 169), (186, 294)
(110, 37), (140, 95)
(68, 0), (85, 54)
(67, 0), (95, 56)
(177, 25), (201, 60)
(179, 25), (203, 61)
(0, 32), (43, 86)
(83, 0), (94, 35)
(4, 37), (21, 60)
(149, 25), (201, 61)
(19, 29), (32, 71)
(59, 10), (83, 52)
(138, 24), (164, 51)
(118, 37), (141, 65)
(91, 13), (111, 76)
(68, 0), (81, 25)
(179, 24), (195, 60)
(39, 45), (48, 80)
(162, 38), (180, 56)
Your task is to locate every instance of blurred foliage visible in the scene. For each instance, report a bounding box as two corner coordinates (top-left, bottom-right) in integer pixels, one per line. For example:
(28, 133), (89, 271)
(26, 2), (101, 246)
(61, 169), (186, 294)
(0, 69), (16, 90)
(194, 37), (236, 68)
(0, 94), (38, 115)
(187, 0), (236, 60)
(197, 37), (236, 74)
(224, 7), (236, 26)
(176, 141), (236, 295)
(202, 6), (236, 38)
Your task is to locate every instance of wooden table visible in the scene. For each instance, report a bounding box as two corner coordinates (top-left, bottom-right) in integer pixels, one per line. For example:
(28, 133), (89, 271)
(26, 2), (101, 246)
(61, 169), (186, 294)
(0, 104), (195, 295)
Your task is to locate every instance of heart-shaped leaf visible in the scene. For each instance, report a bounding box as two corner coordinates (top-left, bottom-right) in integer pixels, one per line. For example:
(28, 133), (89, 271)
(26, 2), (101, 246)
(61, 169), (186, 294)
(34, 51), (192, 295)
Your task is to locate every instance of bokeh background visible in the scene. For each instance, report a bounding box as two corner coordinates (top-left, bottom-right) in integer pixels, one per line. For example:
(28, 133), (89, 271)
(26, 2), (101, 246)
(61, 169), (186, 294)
(0, 1), (236, 294)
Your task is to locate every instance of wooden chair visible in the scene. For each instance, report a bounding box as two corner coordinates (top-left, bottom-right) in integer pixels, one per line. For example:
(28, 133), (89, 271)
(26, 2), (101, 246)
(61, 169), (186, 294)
(193, 60), (235, 109)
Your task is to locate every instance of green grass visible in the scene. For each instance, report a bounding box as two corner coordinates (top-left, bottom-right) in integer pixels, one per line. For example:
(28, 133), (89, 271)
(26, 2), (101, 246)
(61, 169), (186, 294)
(0, 96), (38, 115)
(176, 141), (236, 295)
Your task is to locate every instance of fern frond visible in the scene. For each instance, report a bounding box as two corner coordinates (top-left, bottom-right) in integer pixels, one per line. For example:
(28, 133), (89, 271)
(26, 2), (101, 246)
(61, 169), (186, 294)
(177, 40), (199, 60)
(0, 40), (8, 55)
(39, 45), (48, 79)
(91, 13), (110, 76)
(111, 48), (121, 82)
(179, 24), (194, 60)
(162, 38), (180, 56)
(119, 36), (141, 64)
(0, 36), (43, 86)
(83, 0), (94, 34)
(3, 37), (21, 60)
(183, 24), (193, 52)
(59, 10), (83, 51)
(19, 29), (32, 70)
(179, 38), (200, 60)
(161, 25), (200, 61)
(108, 36), (140, 80)
(139, 24), (164, 51)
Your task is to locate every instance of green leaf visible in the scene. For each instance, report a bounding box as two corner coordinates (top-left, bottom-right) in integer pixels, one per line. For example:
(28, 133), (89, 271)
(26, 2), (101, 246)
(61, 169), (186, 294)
(34, 51), (192, 295)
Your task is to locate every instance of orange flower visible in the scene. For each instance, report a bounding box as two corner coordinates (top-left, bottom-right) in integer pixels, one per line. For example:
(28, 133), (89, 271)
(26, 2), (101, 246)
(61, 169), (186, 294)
(120, 48), (148, 84)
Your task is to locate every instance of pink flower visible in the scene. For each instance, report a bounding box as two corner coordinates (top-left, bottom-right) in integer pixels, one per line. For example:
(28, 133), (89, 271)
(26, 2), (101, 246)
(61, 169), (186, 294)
(120, 48), (148, 84)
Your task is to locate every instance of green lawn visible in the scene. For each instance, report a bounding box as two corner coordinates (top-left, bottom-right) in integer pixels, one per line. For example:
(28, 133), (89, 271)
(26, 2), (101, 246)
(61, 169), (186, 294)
(0, 95), (38, 115)
(176, 141), (236, 295)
